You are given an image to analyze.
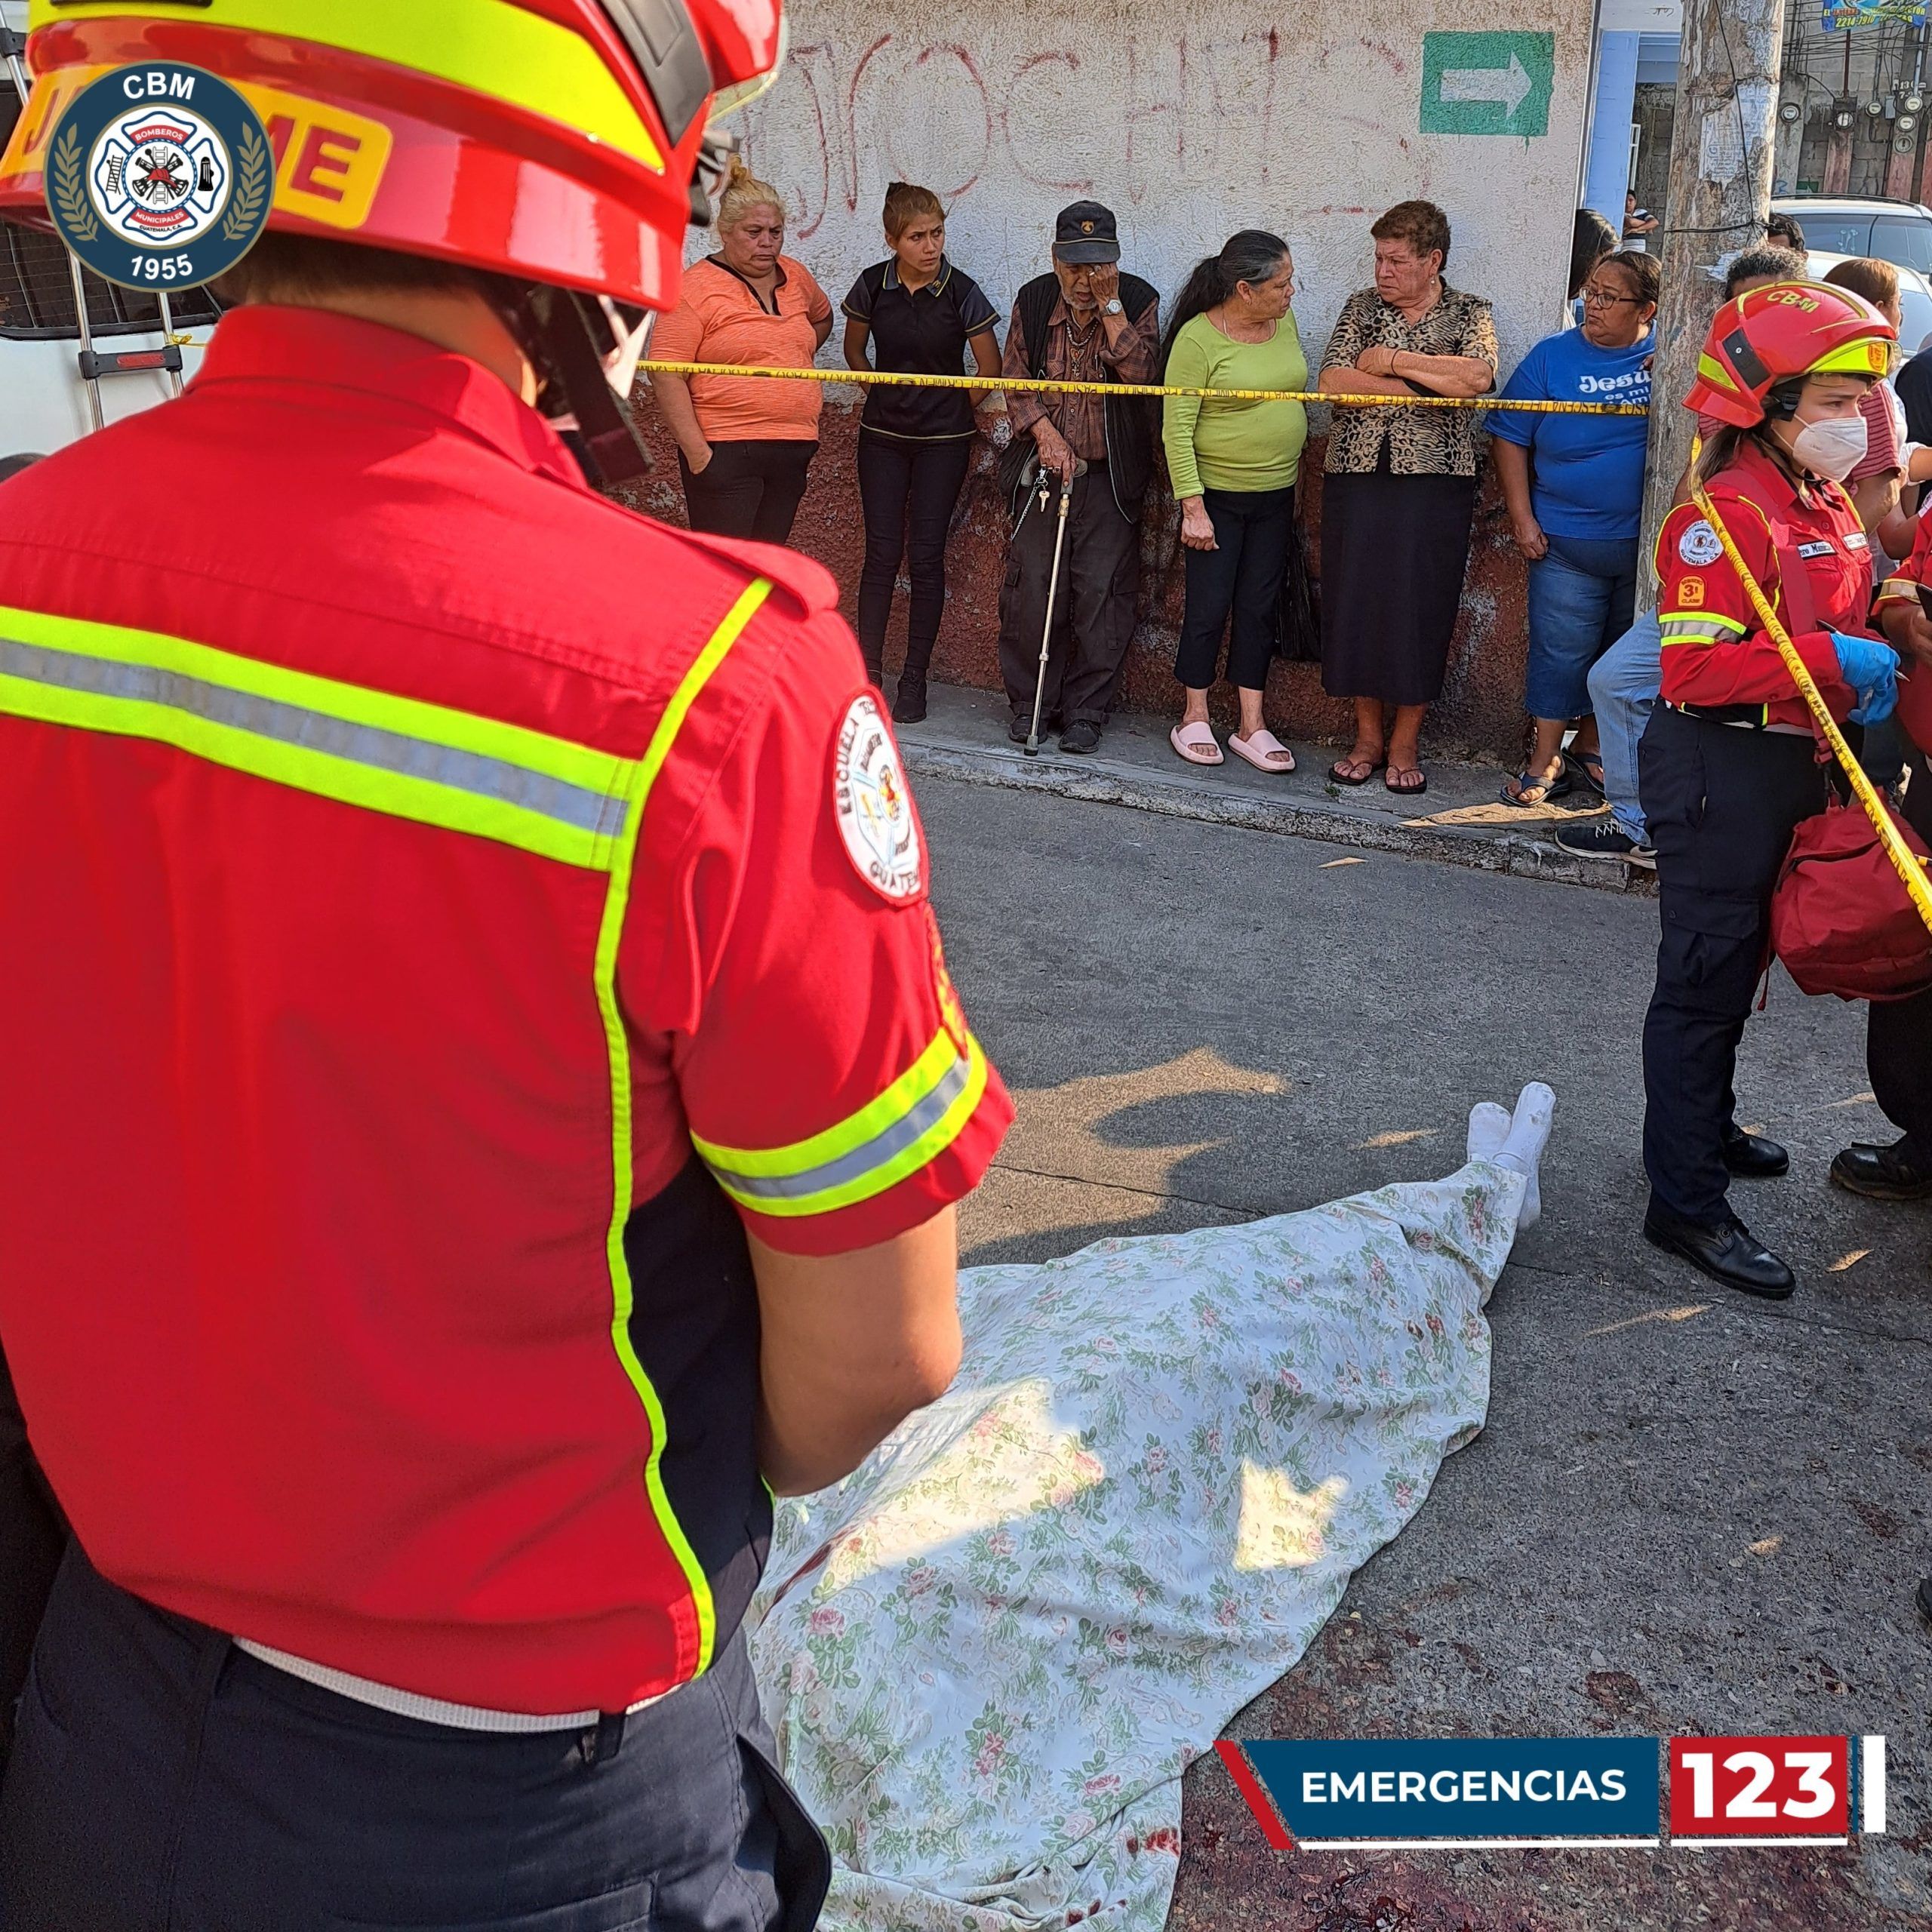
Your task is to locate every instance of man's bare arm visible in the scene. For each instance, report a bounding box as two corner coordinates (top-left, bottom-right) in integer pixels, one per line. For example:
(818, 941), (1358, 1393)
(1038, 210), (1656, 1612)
(749, 1205), (963, 1495)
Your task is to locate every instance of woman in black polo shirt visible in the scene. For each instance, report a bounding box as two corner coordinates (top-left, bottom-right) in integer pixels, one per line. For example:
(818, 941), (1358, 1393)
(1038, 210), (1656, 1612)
(842, 183), (1002, 721)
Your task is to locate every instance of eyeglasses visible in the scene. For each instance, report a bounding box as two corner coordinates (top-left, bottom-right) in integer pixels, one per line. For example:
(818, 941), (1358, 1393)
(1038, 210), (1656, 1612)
(1582, 285), (1644, 308)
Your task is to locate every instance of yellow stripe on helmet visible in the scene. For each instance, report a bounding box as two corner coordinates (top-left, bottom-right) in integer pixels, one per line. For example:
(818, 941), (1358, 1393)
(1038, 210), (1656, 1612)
(1807, 336), (1893, 380)
(31, 0), (666, 171)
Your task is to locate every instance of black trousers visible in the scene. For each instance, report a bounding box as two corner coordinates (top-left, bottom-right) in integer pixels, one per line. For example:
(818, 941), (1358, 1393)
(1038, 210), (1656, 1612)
(996, 464), (1140, 728)
(1173, 485), (1294, 693)
(1868, 743), (1932, 1158)
(0, 1340), (63, 1768)
(1639, 709), (1829, 1227)
(681, 438), (818, 545)
(0, 1546), (830, 1932)
(855, 429), (974, 681)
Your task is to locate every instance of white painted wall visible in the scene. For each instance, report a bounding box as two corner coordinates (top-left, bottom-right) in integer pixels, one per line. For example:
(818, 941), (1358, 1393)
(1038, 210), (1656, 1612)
(733, 0), (1598, 380)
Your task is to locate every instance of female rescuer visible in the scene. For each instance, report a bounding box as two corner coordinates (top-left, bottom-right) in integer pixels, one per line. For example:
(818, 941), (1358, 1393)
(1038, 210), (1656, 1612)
(1640, 280), (1901, 1301)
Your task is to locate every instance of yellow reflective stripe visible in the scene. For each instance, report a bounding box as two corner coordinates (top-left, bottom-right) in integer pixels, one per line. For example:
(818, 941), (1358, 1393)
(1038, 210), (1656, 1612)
(594, 576), (771, 1681)
(1875, 576), (1924, 604)
(0, 606), (631, 793)
(696, 1034), (991, 1220)
(32, 0), (664, 170)
(0, 605), (636, 869)
(1660, 610), (1747, 634)
(694, 1028), (956, 1180)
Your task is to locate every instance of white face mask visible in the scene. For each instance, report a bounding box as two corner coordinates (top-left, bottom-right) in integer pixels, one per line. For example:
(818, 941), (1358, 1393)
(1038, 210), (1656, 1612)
(1783, 412), (1869, 481)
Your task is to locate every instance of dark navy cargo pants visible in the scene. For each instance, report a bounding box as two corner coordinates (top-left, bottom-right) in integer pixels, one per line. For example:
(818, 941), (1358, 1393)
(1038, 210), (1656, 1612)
(1638, 707), (1829, 1227)
(0, 1545), (829, 1931)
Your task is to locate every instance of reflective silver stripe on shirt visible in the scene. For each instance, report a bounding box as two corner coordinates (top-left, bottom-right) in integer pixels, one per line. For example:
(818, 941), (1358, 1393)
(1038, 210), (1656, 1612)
(703, 1051), (972, 1203)
(235, 1640), (668, 1733)
(0, 636), (627, 840)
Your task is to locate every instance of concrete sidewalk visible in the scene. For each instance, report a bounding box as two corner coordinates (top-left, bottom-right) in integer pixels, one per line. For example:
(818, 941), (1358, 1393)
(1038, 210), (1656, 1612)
(897, 683), (1654, 895)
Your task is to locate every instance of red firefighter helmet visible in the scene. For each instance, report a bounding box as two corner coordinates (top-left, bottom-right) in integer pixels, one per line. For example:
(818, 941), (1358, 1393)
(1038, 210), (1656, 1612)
(0, 0), (786, 313)
(1684, 278), (1896, 427)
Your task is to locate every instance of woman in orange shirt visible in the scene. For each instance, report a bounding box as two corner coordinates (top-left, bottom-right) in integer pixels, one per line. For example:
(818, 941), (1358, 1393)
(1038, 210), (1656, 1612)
(648, 161), (834, 543)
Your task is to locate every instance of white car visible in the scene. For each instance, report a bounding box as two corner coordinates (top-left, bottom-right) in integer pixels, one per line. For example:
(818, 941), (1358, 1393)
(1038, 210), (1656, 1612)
(1807, 249), (1932, 354)
(1774, 195), (1932, 281)
(1, 0), (216, 461)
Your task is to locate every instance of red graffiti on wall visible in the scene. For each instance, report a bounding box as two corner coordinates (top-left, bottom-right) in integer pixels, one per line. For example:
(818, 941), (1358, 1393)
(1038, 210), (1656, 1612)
(754, 29), (1309, 235)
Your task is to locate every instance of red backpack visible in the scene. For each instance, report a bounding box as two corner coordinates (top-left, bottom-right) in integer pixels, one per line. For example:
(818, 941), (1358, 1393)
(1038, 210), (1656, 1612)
(1770, 792), (1932, 1001)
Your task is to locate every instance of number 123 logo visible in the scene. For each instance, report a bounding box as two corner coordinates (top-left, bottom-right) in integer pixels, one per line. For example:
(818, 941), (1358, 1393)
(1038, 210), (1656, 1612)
(1669, 1734), (1856, 1842)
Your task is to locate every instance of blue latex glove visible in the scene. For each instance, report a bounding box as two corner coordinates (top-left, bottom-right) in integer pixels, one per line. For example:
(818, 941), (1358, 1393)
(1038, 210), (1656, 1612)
(1829, 630), (1900, 725)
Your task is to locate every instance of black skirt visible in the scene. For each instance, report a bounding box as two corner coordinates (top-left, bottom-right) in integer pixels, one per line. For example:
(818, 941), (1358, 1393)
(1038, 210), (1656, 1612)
(1320, 457), (1478, 706)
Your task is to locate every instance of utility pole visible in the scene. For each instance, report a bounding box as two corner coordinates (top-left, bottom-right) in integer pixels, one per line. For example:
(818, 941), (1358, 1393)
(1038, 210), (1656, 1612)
(1638, 0), (1789, 586)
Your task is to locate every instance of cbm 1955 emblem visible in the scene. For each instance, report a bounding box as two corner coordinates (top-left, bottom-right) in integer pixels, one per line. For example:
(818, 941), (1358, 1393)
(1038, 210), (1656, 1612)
(46, 63), (271, 291)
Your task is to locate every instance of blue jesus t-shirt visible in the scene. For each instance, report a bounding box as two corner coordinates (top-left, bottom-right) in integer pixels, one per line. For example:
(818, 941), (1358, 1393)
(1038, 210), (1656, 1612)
(1491, 328), (1654, 543)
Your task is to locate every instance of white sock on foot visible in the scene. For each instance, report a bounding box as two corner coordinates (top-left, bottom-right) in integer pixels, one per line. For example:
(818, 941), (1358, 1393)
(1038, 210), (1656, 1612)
(1490, 1081), (1556, 1230)
(1466, 1102), (1512, 1166)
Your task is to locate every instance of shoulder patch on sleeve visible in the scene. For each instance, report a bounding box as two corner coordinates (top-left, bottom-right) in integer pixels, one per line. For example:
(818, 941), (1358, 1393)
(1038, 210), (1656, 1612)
(1677, 518), (1724, 567)
(1677, 576), (1705, 607)
(833, 692), (926, 903)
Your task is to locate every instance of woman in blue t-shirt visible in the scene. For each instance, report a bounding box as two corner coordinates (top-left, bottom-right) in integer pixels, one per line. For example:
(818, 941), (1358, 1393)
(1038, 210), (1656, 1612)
(1492, 249), (1660, 806)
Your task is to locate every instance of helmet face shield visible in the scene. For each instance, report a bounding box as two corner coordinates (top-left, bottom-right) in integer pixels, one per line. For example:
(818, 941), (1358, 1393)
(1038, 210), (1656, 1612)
(705, 8), (789, 123)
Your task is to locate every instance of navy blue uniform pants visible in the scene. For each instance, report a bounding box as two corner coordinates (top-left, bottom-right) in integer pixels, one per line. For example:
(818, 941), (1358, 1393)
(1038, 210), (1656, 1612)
(1868, 742), (1932, 1158)
(0, 1545), (830, 1932)
(1639, 709), (1829, 1227)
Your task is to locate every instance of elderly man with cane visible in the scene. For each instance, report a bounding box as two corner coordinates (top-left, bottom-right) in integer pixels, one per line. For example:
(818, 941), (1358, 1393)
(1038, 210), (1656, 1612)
(996, 202), (1161, 753)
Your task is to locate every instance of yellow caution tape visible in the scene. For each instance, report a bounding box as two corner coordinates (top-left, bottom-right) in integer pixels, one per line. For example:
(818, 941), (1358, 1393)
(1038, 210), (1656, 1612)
(644, 360), (1648, 415)
(1688, 457), (1932, 939)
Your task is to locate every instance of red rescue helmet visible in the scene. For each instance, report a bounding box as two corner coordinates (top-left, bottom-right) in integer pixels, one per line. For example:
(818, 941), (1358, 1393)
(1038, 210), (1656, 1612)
(0, 0), (786, 314)
(1684, 278), (1895, 427)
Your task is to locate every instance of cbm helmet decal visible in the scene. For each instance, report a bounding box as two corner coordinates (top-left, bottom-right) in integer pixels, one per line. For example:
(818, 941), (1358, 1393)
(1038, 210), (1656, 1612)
(47, 63), (271, 291)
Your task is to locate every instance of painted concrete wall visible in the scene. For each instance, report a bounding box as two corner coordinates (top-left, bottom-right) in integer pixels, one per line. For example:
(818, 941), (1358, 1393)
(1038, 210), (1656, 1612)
(640, 1), (1604, 755)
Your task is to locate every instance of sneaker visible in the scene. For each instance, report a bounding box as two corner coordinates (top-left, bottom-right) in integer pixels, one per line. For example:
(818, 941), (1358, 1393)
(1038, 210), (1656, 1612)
(1555, 818), (1656, 868)
(1060, 720), (1103, 755)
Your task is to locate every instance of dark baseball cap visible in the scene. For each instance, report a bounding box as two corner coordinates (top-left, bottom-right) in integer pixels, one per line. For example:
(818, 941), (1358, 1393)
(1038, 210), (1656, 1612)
(1053, 200), (1120, 264)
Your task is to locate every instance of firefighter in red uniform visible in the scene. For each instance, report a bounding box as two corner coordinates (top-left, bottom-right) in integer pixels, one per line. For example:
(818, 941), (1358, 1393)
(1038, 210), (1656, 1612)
(0, 5), (1013, 1927)
(1640, 281), (1899, 1300)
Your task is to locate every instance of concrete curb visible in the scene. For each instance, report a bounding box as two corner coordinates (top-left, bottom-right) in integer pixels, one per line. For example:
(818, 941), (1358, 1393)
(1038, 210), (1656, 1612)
(901, 737), (1658, 896)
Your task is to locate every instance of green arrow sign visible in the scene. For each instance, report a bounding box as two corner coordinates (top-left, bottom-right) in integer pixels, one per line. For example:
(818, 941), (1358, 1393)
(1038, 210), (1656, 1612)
(1420, 32), (1554, 137)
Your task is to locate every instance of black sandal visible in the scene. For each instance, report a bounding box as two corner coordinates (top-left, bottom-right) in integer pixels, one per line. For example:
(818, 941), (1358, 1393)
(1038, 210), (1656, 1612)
(1327, 755), (1383, 787)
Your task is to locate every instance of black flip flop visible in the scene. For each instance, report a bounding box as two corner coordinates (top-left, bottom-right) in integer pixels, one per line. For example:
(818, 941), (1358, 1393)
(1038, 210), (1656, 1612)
(1564, 748), (1605, 795)
(1385, 765), (1429, 797)
(1500, 768), (1572, 809)
(1327, 757), (1383, 787)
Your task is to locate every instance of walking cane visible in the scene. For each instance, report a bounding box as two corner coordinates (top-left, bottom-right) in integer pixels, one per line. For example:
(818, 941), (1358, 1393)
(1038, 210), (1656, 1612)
(1025, 459), (1086, 758)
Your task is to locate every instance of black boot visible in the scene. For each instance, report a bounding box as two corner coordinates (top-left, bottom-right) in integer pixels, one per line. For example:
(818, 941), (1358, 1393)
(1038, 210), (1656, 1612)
(861, 652), (884, 691)
(892, 668), (928, 724)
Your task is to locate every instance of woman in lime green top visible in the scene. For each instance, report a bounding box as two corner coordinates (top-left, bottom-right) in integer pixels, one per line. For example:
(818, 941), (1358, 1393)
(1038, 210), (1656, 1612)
(1160, 231), (1309, 773)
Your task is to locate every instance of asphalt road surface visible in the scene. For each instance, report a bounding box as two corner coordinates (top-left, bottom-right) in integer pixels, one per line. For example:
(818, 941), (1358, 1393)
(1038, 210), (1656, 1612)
(920, 773), (1931, 1932)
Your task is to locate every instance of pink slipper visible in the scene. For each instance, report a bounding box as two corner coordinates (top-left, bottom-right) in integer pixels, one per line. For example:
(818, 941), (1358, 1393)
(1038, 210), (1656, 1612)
(1228, 728), (1297, 774)
(1170, 721), (1223, 766)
